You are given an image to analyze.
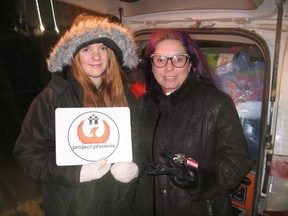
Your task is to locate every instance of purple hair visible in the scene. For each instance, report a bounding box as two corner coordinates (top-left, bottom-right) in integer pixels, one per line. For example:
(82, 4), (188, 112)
(141, 29), (215, 90)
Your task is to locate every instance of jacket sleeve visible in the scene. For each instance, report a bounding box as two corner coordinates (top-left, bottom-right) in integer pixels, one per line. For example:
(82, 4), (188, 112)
(13, 88), (82, 186)
(125, 87), (145, 181)
(189, 93), (253, 200)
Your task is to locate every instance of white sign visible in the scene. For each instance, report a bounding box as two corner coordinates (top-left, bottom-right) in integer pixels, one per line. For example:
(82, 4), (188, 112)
(55, 107), (132, 166)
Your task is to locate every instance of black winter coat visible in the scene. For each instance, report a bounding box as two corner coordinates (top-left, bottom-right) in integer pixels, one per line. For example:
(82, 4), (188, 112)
(134, 75), (252, 216)
(13, 72), (142, 216)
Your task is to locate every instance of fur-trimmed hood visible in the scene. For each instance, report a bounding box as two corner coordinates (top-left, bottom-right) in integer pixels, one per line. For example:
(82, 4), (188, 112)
(47, 18), (138, 73)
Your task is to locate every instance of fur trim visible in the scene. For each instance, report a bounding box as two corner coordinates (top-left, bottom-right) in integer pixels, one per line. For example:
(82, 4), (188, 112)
(47, 18), (138, 72)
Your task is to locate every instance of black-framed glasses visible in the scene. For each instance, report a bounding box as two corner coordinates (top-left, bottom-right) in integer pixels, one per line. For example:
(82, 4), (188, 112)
(150, 54), (190, 68)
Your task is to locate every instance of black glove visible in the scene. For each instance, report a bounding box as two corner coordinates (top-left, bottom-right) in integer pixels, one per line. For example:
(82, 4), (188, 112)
(147, 152), (198, 190)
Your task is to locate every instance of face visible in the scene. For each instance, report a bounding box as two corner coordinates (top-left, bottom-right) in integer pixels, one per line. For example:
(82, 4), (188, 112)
(152, 39), (192, 94)
(79, 43), (109, 88)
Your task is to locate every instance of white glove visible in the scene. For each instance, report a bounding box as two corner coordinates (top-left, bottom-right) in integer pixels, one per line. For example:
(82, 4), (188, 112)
(110, 162), (139, 183)
(80, 158), (111, 183)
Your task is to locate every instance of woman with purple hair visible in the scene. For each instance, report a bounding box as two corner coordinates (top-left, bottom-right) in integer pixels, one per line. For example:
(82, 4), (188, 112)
(134, 29), (252, 216)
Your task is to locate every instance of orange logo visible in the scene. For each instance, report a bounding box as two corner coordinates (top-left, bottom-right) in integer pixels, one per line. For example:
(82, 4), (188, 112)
(67, 111), (119, 162)
(77, 120), (110, 144)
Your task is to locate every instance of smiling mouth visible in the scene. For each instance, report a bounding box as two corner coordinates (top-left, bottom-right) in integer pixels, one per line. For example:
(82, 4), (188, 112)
(164, 76), (176, 80)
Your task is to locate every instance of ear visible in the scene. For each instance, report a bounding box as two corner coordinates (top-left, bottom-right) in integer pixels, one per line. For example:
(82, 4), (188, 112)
(189, 61), (192, 70)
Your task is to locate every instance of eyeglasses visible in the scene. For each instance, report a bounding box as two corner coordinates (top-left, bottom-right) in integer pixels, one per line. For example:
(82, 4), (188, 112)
(150, 54), (190, 68)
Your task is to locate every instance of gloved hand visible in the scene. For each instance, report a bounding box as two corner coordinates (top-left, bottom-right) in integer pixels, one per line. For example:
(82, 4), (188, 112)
(147, 152), (198, 189)
(80, 158), (111, 183)
(111, 162), (139, 183)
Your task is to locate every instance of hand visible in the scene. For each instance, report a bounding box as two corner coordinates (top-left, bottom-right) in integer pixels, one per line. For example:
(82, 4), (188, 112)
(80, 158), (111, 182)
(111, 162), (139, 183)
(147, 152), (198, 189)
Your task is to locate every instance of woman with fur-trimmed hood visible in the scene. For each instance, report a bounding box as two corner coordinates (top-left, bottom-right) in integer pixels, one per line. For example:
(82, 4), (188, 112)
(13, 14), (141, 216)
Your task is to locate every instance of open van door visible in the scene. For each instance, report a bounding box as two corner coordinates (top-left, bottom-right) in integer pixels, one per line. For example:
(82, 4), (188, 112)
(119, 1), (287, 214)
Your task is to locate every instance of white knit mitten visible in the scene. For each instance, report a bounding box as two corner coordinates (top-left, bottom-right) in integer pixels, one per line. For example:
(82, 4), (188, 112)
(110, 162), (139, 183)
(80, 158), (111, 183)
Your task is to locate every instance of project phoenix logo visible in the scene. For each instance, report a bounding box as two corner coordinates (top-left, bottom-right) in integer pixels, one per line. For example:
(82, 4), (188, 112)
(67, 111), (120, 162)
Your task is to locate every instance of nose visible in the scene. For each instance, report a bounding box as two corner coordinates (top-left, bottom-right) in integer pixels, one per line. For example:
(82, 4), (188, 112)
(165, 59), (174, 70)
(91, 50), (101, 60)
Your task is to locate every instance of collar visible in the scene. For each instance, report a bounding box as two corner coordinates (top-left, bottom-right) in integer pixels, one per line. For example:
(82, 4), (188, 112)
(149, 75), (200, 118)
